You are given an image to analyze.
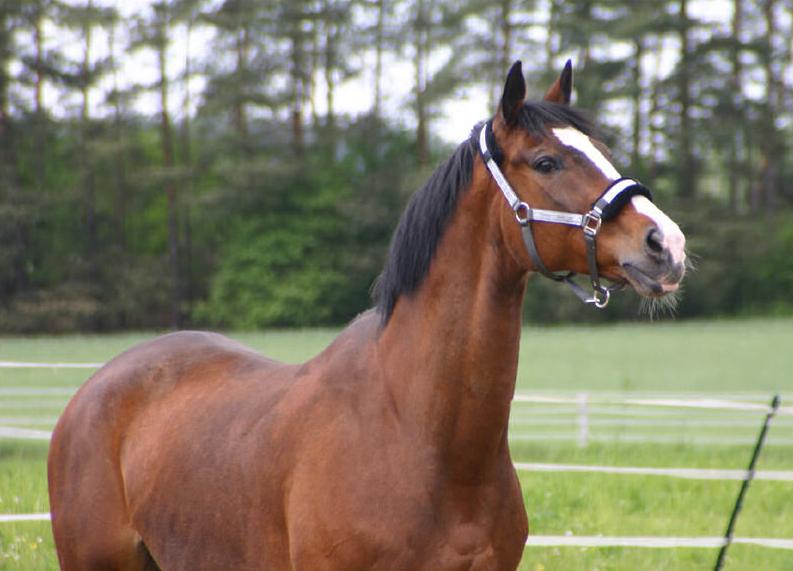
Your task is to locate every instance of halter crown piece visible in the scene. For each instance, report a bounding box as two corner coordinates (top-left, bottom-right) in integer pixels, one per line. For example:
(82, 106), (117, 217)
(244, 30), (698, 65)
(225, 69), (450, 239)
(479, 121), (653, 308)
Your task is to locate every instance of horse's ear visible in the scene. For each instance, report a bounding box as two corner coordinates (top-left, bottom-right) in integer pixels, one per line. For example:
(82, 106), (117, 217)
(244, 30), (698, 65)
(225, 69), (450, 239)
(543, 60), (573, 105)
(499, 61), (526, 125)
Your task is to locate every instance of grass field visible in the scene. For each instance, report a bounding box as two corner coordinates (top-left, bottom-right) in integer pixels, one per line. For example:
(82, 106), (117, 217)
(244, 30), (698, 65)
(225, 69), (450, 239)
(1, 316), (792, 570)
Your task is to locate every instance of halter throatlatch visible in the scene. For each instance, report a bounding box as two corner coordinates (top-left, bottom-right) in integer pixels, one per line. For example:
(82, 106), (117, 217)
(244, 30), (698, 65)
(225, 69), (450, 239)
(479, 121), (653, 309)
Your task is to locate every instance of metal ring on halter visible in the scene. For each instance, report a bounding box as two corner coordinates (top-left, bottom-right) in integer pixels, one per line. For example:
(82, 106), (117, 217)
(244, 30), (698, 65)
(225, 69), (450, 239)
(586, 287), (610, 309)
(514, 202), (531, 226)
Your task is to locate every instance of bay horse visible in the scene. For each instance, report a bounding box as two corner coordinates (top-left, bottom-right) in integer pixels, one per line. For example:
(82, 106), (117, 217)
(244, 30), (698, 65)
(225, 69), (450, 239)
(48, 61), (686, 571)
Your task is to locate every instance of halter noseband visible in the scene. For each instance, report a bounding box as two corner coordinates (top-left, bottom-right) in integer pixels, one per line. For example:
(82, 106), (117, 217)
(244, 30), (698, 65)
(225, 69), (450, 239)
(478, 121), (653, 309)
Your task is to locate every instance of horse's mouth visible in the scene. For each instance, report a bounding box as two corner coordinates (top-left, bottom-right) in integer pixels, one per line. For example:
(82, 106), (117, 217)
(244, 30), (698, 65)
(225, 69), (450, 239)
(621, 263), (680, 298)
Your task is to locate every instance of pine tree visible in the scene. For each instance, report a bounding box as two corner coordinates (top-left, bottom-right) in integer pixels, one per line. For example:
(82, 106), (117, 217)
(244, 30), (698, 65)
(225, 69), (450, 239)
(53, 1), (116, 299)
(0, 2), (29, 297)
(130, 0), (185, 328)
(402, 0), (471, 165)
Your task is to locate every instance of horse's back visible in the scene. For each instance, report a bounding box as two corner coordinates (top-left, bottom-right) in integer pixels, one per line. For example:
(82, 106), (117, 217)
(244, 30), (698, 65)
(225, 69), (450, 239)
(58, 330), (282, 419)
(50, 328), (292, 479)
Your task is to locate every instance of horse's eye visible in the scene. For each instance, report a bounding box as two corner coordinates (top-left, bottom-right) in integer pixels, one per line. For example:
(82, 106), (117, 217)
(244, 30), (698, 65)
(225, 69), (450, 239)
(533, 156), (559, 174)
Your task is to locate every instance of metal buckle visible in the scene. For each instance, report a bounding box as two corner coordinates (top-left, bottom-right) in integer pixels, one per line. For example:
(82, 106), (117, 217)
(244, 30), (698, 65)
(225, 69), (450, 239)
(582, 211), (602, 236)
(584, 287), (610, 309)
(514, 202), (531, 226)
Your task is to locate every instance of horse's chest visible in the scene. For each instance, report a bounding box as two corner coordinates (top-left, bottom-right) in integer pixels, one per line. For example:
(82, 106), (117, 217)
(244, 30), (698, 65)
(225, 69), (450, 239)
(287, 476), (525, 571)
(358, 487), (525, 571)
(417, 523), (506, 571)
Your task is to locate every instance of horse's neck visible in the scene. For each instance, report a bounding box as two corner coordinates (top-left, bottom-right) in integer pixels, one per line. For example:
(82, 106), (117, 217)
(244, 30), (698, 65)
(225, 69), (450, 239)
(377, 168), (527, 478)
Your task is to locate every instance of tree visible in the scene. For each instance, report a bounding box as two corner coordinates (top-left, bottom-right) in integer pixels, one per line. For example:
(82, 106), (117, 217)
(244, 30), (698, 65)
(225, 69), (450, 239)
(0, 2), (29, 297)
(753, 0), (785, 211)
(58, 1), (102, 283)
(676, 0), (696, 198)
(130, 1), (185, 328)
(401, 0), (471, 165)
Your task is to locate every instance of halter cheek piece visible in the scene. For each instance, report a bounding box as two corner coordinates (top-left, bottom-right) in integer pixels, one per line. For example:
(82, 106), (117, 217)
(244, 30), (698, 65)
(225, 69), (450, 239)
(479, 121), (653, 309)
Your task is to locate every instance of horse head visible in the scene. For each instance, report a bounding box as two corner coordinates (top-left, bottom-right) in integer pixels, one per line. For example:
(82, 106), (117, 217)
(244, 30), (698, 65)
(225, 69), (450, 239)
(487, 61), (686, 305)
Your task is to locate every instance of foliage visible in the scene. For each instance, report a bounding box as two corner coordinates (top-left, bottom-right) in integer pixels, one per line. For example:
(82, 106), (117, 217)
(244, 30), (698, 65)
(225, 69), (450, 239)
(674, 204), (793, 319)
(193, 115), (420, 328)
(2, 0), (793, 331)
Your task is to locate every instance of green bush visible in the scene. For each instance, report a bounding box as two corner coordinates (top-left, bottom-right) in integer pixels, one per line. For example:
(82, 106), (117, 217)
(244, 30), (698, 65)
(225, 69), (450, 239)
(194, 220), (349, 328)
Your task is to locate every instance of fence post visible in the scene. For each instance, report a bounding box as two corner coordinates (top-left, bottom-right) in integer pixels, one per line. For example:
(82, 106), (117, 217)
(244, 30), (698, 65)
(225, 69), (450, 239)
(713, 394), (781, 571)
(577, 391), (589, 448)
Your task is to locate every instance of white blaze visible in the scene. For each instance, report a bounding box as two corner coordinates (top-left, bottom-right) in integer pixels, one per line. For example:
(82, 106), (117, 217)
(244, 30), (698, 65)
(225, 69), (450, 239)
(552, 127), (621, 180)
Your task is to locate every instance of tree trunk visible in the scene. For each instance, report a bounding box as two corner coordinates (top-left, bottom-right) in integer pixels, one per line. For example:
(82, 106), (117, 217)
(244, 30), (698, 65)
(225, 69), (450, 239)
(490, 0), (512, 109)
(34, 8), (44, 115)
(0, 7), (28, 294)
(233, 26), (249, 139)
(291, 36), (305, 156)
(414, 0), (428, 166)
(372, 0), (384, 118)
(753, 0), (779, 212)
(499, 0), (512, 74)
(545, 0), (558, 73)
(309, 20), (320, 129)
(110, 21), (127, 253)
(631, 37), (644, 171)
(728, 0), (743, 213)
(32, 6), (47, 194)
(288, 3), (306, 157)
(182, 16), (194, 317)
(677, 0), (695, 199)
(324, 3), (336, 136)
(157, 9), (182, 329)
(648, 35), (664, 179)
(81, 2), (98, 289)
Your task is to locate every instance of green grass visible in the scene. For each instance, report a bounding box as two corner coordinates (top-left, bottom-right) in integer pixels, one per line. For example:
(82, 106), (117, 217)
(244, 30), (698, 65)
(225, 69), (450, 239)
(1, 317), (793, 570)
(519, 544), (793, 571)
(2, 316), (791, 393)
(0, 442), (53, 571)
(514, 317), (793, 393)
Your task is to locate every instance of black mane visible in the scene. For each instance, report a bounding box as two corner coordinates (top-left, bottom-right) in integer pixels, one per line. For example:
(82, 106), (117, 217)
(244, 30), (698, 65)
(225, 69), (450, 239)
(371, 101), (596, 323)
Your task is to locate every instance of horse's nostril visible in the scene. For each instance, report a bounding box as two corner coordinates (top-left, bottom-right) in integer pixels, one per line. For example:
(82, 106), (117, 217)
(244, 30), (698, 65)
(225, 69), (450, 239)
(645, 228), (664, 255)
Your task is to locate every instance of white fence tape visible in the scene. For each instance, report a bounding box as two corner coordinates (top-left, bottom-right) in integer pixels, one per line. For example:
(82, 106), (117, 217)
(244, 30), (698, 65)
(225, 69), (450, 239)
(524, 535), (793, 549)
(514, 462), (793, 481)
(513, 394), (793, 415)
(510, 417), (793, 427)
(0, 388), (76, 396)
(0, 426), (53, 440)
(0, 361), (103, 368)
(0, 513), (50, 523)
(508, 432), (793, 446)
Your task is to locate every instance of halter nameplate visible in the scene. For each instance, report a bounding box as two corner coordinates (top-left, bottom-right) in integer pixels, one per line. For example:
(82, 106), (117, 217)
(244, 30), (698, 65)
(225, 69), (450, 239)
(478, 121), (653, 309)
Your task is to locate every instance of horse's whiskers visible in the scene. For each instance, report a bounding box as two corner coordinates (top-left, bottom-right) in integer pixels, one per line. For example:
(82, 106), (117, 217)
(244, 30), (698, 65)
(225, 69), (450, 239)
(639, 291), (680, 321)
(684, 252), (697, 272)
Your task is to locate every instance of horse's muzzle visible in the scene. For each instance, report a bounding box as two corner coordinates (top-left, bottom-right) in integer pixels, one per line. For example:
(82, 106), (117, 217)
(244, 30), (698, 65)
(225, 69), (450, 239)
(620, 226), (687, 297)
